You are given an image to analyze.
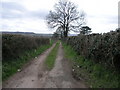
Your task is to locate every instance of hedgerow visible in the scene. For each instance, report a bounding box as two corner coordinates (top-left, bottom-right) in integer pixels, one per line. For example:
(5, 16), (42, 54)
(63, 30), (120, 71)
(2, 34), (50, 62)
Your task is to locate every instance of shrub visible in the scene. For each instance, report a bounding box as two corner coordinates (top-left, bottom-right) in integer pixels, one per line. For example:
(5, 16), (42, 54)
(2, 34), (50, 62)
(63, 30), (120, 71)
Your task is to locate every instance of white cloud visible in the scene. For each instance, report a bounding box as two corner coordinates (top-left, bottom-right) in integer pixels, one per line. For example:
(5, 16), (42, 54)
(22, 0), (58, 11)
(1, 0), (119, 34)
(87, 17), (117, 33)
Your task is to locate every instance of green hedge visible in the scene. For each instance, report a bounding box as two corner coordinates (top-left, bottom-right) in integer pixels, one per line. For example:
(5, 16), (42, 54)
(63, 30), (120, 71)
(2, 34), (50, 62)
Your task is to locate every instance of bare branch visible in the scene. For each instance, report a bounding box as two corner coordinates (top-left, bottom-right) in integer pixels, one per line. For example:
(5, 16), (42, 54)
(46, 0), (86, 37)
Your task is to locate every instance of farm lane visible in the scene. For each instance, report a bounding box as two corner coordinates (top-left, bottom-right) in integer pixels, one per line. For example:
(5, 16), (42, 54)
(36, 42), (87, 88)
(3, 42), (87, 88)
(3, 43), (56, 88)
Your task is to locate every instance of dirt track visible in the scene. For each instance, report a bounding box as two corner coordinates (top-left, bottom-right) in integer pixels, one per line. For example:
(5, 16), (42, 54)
(3, 42), (87, 88)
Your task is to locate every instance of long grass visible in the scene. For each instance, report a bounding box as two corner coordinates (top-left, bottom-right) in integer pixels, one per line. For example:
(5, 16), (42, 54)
(2, 43), (53, 81)
(62, 42), (120, 88)
(45, 41), (60, 70)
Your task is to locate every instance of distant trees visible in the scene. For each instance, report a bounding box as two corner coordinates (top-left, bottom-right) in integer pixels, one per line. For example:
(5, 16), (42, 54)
(116, 28), (120, 32)
(80, 26), (92, 35)
(46, 0), (86, 37)
(53, 32), (59, 38)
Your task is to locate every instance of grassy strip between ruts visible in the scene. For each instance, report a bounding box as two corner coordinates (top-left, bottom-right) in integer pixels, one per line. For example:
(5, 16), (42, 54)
(62, 42), (120, 88)
(2, 41), (53, 81)
(45, 41), (60, 70)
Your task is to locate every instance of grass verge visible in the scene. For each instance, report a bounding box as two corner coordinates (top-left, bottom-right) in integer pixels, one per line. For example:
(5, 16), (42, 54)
(45, 41), (60, 70)
(2, 41), (53, 81)
(62, 42), (120, 88)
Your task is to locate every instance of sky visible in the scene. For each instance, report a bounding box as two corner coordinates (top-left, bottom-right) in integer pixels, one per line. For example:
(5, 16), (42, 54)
(0, 0), (119, 34)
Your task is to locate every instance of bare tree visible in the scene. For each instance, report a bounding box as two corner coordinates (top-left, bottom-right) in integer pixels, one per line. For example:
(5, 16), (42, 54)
(46, 0), (86, 37)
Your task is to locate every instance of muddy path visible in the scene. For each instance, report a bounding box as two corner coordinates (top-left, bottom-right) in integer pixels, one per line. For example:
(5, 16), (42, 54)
(2, 43), (56, 88)
(3, 42), (87, 88)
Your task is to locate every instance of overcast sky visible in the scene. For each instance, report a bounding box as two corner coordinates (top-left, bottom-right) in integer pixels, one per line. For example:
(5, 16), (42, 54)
(0, 0), (119, 34)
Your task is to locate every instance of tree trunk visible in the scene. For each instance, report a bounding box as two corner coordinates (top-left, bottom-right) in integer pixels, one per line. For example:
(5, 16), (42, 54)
(64, 31), (68, 37)
(65, 26), (69, 37)
(63, 27), (68, 37)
